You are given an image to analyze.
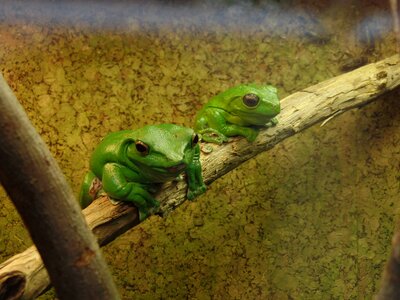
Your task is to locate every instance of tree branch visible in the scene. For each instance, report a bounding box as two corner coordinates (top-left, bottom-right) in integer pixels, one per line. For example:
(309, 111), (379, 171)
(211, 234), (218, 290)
(1, 55), (399, 299)
(377, 232), (400, 299)
(0, 73), (120, 300)
(0, 74), (119, 299)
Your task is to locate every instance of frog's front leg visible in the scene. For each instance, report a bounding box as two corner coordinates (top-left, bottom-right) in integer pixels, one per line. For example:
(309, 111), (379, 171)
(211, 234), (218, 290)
(101, 163), (159, 221)
(198, 109), (229, 144)
(206, 109), (259, 142)
(186, 145), (206, 200)
(221, 123), (259, 142)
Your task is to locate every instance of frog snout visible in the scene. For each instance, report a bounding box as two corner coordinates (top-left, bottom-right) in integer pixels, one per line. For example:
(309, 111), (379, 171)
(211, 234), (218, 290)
(167, 163), (186, 173)
(271, 101), (281, 115)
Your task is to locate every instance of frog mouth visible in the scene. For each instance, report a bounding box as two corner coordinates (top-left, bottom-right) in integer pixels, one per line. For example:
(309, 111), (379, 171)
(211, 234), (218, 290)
(230, 110), (279, 125)
(167, 163), (186, 173)
(232, 109), (279, 118)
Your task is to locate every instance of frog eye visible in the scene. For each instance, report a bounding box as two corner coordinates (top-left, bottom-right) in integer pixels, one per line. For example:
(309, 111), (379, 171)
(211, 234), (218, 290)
(192, 134), (199, 147)
(243, 93), (260, 107)
(135, 141), (149, 155)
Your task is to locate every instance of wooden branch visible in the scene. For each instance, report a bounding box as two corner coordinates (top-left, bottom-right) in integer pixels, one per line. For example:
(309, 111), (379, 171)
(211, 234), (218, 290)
(0, 55), (399, 299)
(377, 232), (400, 299)
(0, 73), (120, 300)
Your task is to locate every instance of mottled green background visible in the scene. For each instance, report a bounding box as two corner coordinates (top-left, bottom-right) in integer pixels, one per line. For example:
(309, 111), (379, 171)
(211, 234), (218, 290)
(0, 0), (399, 299)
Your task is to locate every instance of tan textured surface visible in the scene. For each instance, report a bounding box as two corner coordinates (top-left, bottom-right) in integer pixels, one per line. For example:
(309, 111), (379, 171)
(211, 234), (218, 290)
(0, 1), (398, 298)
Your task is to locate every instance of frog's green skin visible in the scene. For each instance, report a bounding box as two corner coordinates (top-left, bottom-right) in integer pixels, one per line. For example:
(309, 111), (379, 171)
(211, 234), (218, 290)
(195, 84), (281, 144)
(79, 124), (206, 220)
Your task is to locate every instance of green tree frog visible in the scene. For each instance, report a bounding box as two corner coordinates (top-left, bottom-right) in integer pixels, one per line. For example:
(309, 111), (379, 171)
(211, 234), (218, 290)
(195, 84), (281, 144)
(79, 124), (206, 220)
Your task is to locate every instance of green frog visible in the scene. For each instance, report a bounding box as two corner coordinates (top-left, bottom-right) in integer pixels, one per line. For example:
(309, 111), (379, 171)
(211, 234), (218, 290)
(195, 84), (281, 144)
(79, 124), (206, 220)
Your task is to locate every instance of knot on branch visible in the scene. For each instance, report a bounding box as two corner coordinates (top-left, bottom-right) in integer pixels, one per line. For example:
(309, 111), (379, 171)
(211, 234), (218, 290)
(0, 271), (26, 300)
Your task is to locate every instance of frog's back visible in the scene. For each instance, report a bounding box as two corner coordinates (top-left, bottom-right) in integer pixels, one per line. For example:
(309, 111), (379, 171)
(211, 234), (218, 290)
(90, 130), (136, 177)
(194, 87), (240, 130)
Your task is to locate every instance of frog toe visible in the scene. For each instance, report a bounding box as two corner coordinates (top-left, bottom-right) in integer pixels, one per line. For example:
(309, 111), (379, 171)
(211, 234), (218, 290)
(187, 189), (202, 201)
(246, 134), (258, 142)
(138, 208), (149, 221)
(187, 190), (195, 201)
(270, 117), (278, 126)
(150, 198), (160, 207)
(245, 129), (259, 142)
(187, 185), (206, 200)
(196, 185), (206, 195)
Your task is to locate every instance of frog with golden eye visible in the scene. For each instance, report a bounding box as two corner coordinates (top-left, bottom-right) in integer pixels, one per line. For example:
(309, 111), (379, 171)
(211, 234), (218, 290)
(79, 124), (206, 220)
(195, 84), (281, 144)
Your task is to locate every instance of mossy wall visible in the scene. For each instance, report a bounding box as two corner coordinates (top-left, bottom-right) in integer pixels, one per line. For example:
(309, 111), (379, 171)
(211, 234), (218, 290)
(0, 0), (399, 298)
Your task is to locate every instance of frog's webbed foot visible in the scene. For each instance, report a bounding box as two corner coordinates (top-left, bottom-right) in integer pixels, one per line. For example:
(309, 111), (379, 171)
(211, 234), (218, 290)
(199, 128), (228, 144)
(187, 183), (207, 201)
(140, 193), (160, 221)
(216, 124), (258, 143)
(131, 195), (160, 221)
(266, 117), (278, 127)
(106, 194), (159, 221)
(104, 182), (160, 221)
(185, 150), (207, 201)
(137, 202), (160, 221)
(101, 164), (161, 221)
(244, 128), (259, 142)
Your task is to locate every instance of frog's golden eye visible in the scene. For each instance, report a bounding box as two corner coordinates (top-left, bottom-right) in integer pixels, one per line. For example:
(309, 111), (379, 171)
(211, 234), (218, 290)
(192, 133), (199, 147)
(243, 93), (259, 107)
(135, 141), (149, 155)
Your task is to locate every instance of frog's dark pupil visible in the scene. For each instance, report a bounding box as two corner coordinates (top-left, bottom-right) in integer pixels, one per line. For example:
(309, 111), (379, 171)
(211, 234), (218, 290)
(192, 134), (199, 146)
(135, 141), (149, 154)
(243, 93), (259, 107)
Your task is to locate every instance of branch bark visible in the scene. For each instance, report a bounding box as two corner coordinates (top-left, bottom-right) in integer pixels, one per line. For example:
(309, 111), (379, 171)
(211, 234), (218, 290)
(1, 55), (400, 299)
(0, 73), (120, 300)
(377, 232), (400, 299)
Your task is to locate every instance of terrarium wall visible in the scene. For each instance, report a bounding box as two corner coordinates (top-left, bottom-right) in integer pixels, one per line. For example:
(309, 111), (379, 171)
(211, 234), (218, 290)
(0, 0), (399, 298)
